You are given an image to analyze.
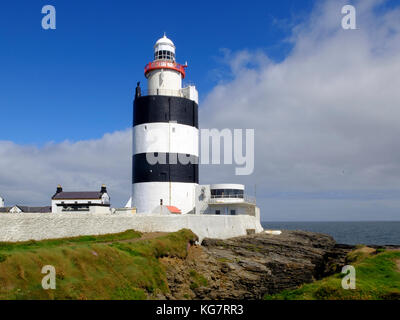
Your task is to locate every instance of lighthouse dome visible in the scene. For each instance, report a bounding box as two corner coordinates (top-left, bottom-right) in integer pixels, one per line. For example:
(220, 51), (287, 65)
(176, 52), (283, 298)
(154, 34), (176, 61)
(155, 34), (174, 46)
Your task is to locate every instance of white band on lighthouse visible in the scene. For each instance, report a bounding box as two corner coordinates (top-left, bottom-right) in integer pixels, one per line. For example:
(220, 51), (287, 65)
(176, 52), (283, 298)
(133, 123), (199, 156)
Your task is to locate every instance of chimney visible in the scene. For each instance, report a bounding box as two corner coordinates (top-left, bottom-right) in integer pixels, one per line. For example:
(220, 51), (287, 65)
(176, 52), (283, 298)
(56, 185), (63, 194)
(101, 184), (107, 194)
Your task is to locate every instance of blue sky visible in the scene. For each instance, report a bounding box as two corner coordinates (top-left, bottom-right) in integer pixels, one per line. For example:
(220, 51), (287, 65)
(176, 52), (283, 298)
(1, 0), (400, 221)
(0, 0), (315, 144)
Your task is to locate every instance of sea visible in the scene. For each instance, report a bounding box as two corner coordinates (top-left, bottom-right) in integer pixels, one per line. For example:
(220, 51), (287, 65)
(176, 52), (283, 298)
(261, 221), (400, 245)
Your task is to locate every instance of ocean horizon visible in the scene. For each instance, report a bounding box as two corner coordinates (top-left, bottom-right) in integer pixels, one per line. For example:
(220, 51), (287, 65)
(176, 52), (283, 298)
(261, 221), (400, 245)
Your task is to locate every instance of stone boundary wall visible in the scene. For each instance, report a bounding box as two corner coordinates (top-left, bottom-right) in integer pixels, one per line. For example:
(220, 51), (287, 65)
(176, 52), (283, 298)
(0, 213), (264, 243)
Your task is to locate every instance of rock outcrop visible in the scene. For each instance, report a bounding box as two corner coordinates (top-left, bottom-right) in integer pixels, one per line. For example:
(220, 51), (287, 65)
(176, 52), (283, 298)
(161, 230), (353, 299)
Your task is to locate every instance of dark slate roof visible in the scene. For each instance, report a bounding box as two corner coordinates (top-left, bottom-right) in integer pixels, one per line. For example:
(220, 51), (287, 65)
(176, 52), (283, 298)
(0, 206), (52, 213)
(52, 191), (103, 200)
(21, 206), (52, 213)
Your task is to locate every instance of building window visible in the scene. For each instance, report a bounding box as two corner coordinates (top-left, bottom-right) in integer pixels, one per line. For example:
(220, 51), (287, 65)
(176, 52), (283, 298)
(230, 210), (236, 215)
(216, 210), (221, 215)
(211, 189), (244, 198)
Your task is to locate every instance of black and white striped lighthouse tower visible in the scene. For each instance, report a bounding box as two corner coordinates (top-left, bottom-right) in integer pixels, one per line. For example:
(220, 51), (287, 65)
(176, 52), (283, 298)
(132, 34), (199, 214)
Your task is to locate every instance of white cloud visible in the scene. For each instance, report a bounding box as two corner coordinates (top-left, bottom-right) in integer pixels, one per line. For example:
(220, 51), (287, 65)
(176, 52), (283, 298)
(0, 130), (132, 207)
(199, 0), (400, 220)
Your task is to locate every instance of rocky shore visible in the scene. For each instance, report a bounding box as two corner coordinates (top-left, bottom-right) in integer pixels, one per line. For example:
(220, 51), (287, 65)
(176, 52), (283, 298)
(161, 230), (355, 299)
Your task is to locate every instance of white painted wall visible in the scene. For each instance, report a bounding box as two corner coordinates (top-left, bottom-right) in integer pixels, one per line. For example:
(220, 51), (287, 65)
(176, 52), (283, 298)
(195, 185), (211, 215)
(151, 205), (178, 215)
(181, 86), (199, 104)
(133, 123), (199, 156)
(210, 198), (246, 204)
(51, 193), (110, 213)
(132, 182), (196, 214)
(0, 213), (263, 243)
(10, 206), (22, 213)
(52, 199), (103, 214)
(102, 193), (110, 205)
(208, 205), (249, 216)
(195, 184), (256, 215)
(211, 184), (245, 190)
(147, 69), (182, 92)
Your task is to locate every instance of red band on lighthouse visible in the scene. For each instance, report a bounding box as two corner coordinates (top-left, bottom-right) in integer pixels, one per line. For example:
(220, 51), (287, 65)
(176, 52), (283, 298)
(144, 61), (187, 79)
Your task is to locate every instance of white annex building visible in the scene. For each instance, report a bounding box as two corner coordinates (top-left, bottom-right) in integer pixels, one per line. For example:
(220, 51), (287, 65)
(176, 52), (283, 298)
(195, 184), (257, 216)
(51, 185), (110, 213)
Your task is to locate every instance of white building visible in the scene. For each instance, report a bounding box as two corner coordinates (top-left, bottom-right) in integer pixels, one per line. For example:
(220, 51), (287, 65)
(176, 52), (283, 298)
(0, 205), (51, 214)
(51, 185), (110, 214)
(0, 193), (52, 213)
(195, 184), (257, 216)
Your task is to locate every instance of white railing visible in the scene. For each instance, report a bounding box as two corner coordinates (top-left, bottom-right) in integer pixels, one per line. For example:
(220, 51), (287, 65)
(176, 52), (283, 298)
(144, 88), (184, 97)
(209, 195), (256, 205)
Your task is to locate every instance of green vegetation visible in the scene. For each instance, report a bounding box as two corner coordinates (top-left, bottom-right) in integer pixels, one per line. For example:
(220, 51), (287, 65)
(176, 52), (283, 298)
(189, 269), (208, 290)
(265, 248), (400, 300)
(217, 257), (233, 263)
(0, 230), (142, 252)
(0, 229), (197, 300)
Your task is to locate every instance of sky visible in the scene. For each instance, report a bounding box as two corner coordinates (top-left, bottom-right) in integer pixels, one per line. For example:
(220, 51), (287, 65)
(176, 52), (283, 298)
(0, 0), (400, 221)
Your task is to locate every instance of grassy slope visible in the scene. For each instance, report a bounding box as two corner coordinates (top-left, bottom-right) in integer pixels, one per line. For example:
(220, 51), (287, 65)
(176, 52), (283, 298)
(0, 229), (197, 300)
(265, 248), (400, 300)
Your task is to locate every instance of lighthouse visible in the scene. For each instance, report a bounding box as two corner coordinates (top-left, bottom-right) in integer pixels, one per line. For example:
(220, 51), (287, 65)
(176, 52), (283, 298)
(131, 34), (199, 214)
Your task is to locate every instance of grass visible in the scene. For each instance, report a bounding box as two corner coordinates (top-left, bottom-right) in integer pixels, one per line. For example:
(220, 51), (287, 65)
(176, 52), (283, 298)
(0, 230), (143, 252)
(217, 257), (233, 263)
(264, 248), (400, 300)
(0, 229), (197, 300)
(189, 269), (208, 290)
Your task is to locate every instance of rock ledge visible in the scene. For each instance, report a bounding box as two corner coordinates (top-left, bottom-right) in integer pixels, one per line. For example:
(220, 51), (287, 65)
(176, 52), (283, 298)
(161, 230), (352, 299)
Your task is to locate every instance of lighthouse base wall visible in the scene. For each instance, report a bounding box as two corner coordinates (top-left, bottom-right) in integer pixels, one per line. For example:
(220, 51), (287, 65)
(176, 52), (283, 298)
(0, 211), (263, 243)
(132, 182), (197, 214)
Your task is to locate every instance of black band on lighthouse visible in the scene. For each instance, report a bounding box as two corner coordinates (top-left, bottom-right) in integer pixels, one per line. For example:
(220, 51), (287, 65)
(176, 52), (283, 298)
(132, 153), (199, 184)
(134, 95), (198, 128)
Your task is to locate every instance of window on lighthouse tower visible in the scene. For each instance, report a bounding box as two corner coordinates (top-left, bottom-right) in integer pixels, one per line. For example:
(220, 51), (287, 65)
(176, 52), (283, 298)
(154, 50), (175, 62)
